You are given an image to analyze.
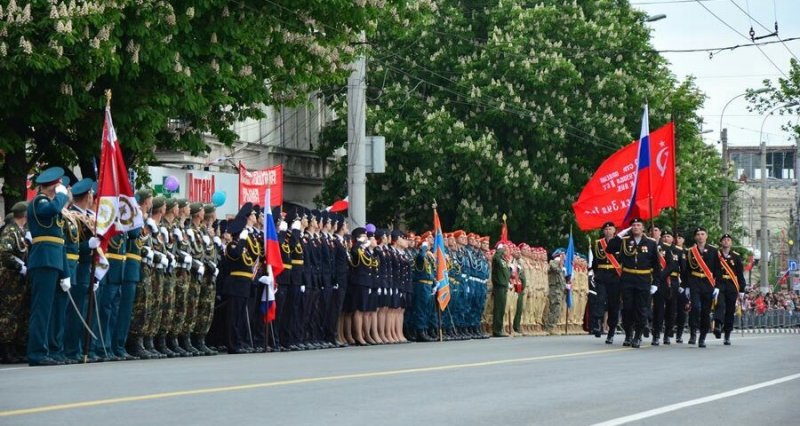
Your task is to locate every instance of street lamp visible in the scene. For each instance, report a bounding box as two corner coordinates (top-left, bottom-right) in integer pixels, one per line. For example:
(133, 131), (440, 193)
(645, 14), (667, 22)
(760, 101), (799, 293)
(719, 88), (772, 234)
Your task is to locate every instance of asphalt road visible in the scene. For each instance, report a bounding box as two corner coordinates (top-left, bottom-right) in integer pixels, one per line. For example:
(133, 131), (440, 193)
(1, 334), (799, 425)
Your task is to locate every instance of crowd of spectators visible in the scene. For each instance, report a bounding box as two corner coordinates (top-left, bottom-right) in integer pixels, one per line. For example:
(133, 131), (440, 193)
(742, 288), (800, 315)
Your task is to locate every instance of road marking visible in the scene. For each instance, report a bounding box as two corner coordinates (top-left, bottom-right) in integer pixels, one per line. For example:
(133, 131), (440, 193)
(592, 372), (800, 426)
(0, 347), (626, 417)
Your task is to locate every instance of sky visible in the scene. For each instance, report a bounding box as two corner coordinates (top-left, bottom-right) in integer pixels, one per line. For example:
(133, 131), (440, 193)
(633, 0), (799, 148)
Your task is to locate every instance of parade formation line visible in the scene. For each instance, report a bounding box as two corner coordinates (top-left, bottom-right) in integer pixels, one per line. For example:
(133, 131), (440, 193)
(0, 347), (629, 417)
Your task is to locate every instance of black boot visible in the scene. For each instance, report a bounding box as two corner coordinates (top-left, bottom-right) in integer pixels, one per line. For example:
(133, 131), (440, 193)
(592, 319), (602, 338)
(128, 337), (151, 360)
(713, 324), (722, 339)
(632, 330), (643, 348)
(698, 332), (707, 348)
(688, 330), (697, 345)
(145, 336), (166, 358)
(156, 335), (177, 358)
(0, 343), (13, 364)
(663, 335), (671, 345)
(180, 335), (201, 356)
(723, 330), (731, 345)
(623, 329), (632, 347)
(417, 330), (434, 342)
(651, 332), (660, 346)
(605, 329), (615, 345)
(675, 328), (684, 343)
(194, 335), (218, 356)
(169, 336), (191, 357)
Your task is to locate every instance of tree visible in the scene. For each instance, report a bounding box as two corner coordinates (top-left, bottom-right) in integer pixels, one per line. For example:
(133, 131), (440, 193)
(317, 0), (725, 250)
(747, 58), (800, 140)
(0, 0), (385, 205)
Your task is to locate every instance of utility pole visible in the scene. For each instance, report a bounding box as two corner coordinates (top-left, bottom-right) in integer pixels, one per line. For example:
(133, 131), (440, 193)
(760, 139), (769, 294)
(347, 32), (367, 229)
(721, 128), (729, 234)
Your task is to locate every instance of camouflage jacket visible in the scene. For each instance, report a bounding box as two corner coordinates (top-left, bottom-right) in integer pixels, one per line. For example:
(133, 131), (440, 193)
(0, 222), (28, 273)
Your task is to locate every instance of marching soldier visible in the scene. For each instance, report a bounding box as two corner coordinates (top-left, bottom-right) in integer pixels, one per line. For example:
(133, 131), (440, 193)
(26, 167), (71, 366)
(714, 234), (747, 345)
(673, 234), (690, 343)
(0, 202), (29, 363)
(156, 198), (180, 357)
(605, 218), (661, 348)
(591, 222), (622, 343)
(143, 197), (169, 358)
(168, 199), (193, 356)
(182, 202), (207, 355)
(651, 228), (679, 346)
(681, 227), (722, 348)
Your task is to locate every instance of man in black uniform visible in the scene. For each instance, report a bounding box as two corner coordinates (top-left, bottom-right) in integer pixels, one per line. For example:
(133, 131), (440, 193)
(328, 214), (349, 346)
(651, 229), (679, 346)
(605, 218), (661, 348)
(591, 221), (622, 344)
(221, 203), (257, 354)
(682, 227), (722, 348)
(672, 234), (689, 343)
(714, 233), (746, 345)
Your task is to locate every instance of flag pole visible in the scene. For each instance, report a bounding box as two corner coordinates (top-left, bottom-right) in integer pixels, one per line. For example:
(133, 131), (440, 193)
(83, 90), (113, 363)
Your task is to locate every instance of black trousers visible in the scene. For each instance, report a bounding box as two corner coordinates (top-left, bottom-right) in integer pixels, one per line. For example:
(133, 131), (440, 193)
(675, 289), (689, 336)
(225, 295), (247, 352)
(593, 280), (621, 330)
(622, 283), (650, 335)
(651, 282), (674, 335)
(714, 281), (739, 333)
(281, 285), (303, 346)
(689, 290), (713, 338)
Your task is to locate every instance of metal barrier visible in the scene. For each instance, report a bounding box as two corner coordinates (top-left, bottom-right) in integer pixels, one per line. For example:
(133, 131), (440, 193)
(737, 309), (800, 331)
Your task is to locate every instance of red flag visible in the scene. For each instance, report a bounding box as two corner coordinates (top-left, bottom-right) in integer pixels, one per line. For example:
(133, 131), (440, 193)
(572, 122), (675, 230)
(95, 106), (143, 251)
(238, 162), (283, 208)
(500, 217), (508, 243)
(328, 197), (349, 213)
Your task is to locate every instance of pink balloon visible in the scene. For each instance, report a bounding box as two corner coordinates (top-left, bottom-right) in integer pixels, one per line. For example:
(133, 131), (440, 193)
(164, 175), (180, 192)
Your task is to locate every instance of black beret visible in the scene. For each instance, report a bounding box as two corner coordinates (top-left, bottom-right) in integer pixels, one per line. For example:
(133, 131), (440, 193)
(352, 227), (366, 240)
(694, 227), (707, 236)
(601, 221), (616, 230)
(719, 233), (733, 242)
(630, 218), (645, 225)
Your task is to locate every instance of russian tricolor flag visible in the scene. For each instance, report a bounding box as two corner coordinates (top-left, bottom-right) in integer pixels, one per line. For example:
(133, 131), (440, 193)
(623, 105), (653, 225)
(261, 188), (283, 323)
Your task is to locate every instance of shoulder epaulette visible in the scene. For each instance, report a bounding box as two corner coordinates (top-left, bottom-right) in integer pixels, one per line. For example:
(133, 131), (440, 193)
(646, 236), (658, 242)
(732, 250), (740, 256)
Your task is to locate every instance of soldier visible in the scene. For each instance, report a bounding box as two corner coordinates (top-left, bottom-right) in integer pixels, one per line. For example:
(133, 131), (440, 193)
(92, 230), (127, 361)
(166, 199), (194, 356)
(673, 234), (690, 343)
(605, 218), (661, 348)
(348, 227), (374, 345)
(714, 234), (747, 345)
(390, 229), (411, 343)
(155, 198), (180, 357)
(491, 241), (511, 337)
(182, 202), (207, 355)
(650, 227), (679, 346)
(26, 167), (71, 366)
(591, 222), (622, 343)
(192, 204), (220, 355)
(221, 203), (257, 354)
(682, 227), (722, 348)
(511, 244), (528, 335)
(658, 230), (681, 345)
(545, 249), (566, 335)
(329, 214), (350, 346)
(0, 202), (29, 363)
(412, 231), (436, 342)
(128, 190), (158, 359)
(143, 197), (169, 358)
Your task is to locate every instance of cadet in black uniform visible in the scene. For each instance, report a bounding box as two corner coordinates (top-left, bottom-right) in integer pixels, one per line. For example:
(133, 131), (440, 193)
(605, 218), (661, 348)
(672, 234), (689, 343)
(714, 233), (747, 345)
(651, 228), (679, 346)
(591, 221), (622, 344)
(221, 203), (256, 354)
(681, 227), (722, 348)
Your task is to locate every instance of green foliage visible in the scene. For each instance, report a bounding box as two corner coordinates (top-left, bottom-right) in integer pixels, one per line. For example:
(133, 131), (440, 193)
(747, 58), (800, 139)
(0, 0), (384, 201)
(318, 0), (724, 250)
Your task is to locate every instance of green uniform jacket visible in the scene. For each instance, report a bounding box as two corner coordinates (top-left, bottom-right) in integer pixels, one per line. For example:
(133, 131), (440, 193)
(491, 250), (510, 290)
(26, 193), (69, 273)
(122, 229), (143, 283)
(105, 233), (127, 283)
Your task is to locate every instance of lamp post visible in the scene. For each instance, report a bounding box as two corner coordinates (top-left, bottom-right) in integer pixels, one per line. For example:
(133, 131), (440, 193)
(759, 101), (799, 293)
(719, 88), (772, 234)
(645, 14), (667, 22)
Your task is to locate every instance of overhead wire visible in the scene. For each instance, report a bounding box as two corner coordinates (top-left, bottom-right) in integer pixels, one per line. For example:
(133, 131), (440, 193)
(730, 0), (800, 62)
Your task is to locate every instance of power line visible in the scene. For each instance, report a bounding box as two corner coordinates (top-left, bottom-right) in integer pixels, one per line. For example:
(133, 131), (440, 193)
(729, 0), (800, 62)
(693, 0), (789, 77)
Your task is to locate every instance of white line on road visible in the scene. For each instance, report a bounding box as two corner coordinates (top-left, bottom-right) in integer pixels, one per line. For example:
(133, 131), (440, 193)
(592, 372), (800, 426)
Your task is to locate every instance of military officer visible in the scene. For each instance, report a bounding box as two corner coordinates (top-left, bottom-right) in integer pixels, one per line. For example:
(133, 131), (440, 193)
(591, 222), (622, 343)
(221, 203), (257, 354)
(714, 234), (747, 345)
(605, 218), (661, 348)
(651, 228), (679, 346)
(412, 231), (435, 342)
(0, 202), (29, 363)
(330, 214), (350, 346)
(673, 234), (690, 343)
(682, 227), (722, 348)
(26, 167), (71, 366)
(545, 249), (566, 334)
(491, 241), (511, 337)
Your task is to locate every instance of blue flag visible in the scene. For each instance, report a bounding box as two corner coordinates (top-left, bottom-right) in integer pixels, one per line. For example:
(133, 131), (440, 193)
(565, 231), (575, 309)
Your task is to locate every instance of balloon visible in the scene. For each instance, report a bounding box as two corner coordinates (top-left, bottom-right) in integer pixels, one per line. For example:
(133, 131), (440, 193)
(163, 176), (179, 192)
(365, 223), (376, 234)
(211, 191), (226, 207)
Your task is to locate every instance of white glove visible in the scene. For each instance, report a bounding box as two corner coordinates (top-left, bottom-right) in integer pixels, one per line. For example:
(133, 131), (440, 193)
(239, 229), (249, 240)
(88, 237), (101, 249)
(202, 235), (210, 245)
(19, 266), (27, 276)
(213, 236), (222, 247)
(93, 282), (99, 292)
(421, 242), (429, 249)
(333, 283), (339, 290)
(300, 285), (306, 293)
(678, 287), (685, 294)
(279, 221), (288, 232)
(197, 265), (205, 278)
(25, 231), (32, 243)
(213, 267), (219, 279)
(712, 288), (720, 299)
(565, 284), (572, 291)
(650, 285), (658, 295)
(738, 292), (745, 298)
(291, 220), (302, 231)
(258, 275), (273, 285)
(617, 226), (631, 237)
(160, 227), (169, 240)
(186, 229), (195, 240)
(59, 277), (71, 292)
(145, 249), (155, 262)
(146, 218), (158, 233)
(158, 253), (168, 269)
(685, 288), (690, 299)
(173, 228), (183, 242)
(377, 288), (382, 295)
(183, 254), (192, 264)
(55, 184), (68, 195)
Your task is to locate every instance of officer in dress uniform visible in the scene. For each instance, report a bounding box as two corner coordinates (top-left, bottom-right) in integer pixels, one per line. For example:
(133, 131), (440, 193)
(672, 234), (689, 343)
(221, 203), (258, 354)
(412, 232), (436, 342)
(658, 230), (681, 345)
(491, 241), (511, 337)
(348, 227), (374, 345)
(285, 211), (307, 350)
(714, 233), (747, 345)
(605, 218), (661, 348)
(26, 167), (71, 366)
(0, 202), (29, 363)
(318, 212), (336, 347)
(681, 227), (722, 348)
(650, 227), (679, 346)
(591, 221), (622, 344)
(329, 214), (350, 346)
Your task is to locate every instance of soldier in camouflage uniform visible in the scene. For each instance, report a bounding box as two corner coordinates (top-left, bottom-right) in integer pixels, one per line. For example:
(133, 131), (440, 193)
(164, 199), (193, 356)
(545, 249), (567, 334)
(156, 198), (180, 357)
(128, 190), (157, 359)
(0, 202), (29, 363)
(144, 197), (169, 358)
(192, 204), (220, 355)
(181, 202), (206, 355)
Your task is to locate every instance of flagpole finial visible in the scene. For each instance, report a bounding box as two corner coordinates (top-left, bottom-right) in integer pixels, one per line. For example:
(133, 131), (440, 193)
(432, 199), (438, 210)
(105, 89), (112, 107)
(502, 213), (507, 223)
